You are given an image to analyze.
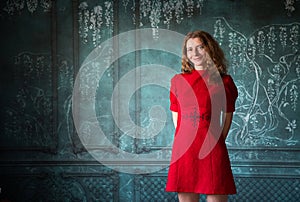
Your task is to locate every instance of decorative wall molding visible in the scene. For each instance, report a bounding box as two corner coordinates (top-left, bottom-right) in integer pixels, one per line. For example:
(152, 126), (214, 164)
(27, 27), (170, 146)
(135, 173), (300, 201)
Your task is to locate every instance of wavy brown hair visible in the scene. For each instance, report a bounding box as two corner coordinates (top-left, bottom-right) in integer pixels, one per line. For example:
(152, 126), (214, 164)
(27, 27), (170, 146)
(181, 30), (228, 77)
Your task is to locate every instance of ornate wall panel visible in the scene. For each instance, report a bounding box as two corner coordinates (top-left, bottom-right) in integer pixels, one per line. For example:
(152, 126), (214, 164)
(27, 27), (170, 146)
(135, 173), (300, 201)
(0, 0), (58, 152)
(0, 0), (300, 201)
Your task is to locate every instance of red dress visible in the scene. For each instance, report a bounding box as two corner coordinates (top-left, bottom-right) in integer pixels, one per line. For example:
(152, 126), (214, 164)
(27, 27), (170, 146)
(165, 69), (238, 194)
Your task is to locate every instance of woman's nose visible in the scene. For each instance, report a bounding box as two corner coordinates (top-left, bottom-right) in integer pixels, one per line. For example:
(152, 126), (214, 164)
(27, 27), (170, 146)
(193, 48), (200, 56)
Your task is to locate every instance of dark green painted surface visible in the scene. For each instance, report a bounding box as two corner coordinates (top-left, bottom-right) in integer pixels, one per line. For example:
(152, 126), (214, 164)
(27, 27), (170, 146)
(0, 0), (300, 201)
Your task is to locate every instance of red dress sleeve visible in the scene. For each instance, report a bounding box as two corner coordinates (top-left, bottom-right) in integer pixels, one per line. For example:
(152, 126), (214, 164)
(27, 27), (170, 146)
(223, 75), (238, 112)
(170, 75), (179, 112)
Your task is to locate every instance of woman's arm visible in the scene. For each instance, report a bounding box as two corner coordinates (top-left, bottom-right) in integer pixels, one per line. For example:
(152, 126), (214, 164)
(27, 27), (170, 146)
(172, 111), (178, 128)
(221, 112), (233, 139)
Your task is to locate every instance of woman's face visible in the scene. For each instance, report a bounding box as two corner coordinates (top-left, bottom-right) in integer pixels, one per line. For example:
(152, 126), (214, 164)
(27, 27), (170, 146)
(186, 37), (208, 70)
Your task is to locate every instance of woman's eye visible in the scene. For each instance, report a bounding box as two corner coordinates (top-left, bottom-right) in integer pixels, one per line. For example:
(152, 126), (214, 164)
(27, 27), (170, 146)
(187, 45), (204, 52)
(197, 45), (204, 50)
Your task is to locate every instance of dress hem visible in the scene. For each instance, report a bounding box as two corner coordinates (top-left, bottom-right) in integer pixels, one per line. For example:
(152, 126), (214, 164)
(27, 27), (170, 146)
(165, 189), (236, 195)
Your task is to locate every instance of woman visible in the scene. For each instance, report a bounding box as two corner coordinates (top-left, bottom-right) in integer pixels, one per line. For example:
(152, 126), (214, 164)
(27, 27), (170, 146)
(165, 30), (238, 202)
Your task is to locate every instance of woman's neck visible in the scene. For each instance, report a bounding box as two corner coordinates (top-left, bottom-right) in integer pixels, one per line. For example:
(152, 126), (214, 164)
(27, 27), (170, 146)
(194, 66), (206, 70)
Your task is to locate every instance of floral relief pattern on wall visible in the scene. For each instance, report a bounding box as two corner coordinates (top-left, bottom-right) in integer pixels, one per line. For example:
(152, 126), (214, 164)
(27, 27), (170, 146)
(78, 1), (113, 47)
(77, 0), (206, 44)
(284, 0), (299, 16)
(3, 52), (54, 147)
(2, 0), (52, 15)
(213, 18), (300, 147)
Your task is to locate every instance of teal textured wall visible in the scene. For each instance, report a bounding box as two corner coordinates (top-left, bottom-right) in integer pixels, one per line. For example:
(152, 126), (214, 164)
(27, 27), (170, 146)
(0, 0), (300, 201)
